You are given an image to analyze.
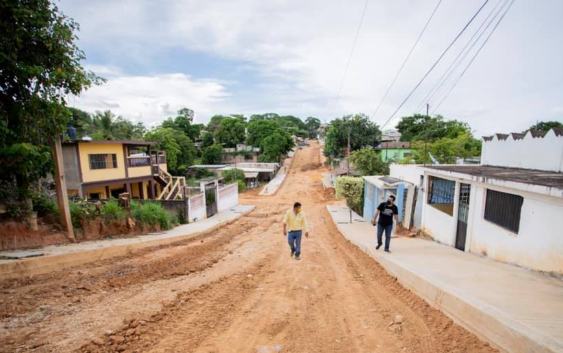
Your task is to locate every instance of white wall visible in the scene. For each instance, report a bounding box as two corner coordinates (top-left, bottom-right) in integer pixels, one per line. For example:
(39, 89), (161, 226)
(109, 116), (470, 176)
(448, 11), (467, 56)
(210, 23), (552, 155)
(390, 164), (425, 185)
(421, 169), (563, 274)
(188, 192), (206, 222)
(468, 184), (563, 274)
(421, 172), (459, 246)
(217, 183), (238, 212)
(482, 129), (563, 172)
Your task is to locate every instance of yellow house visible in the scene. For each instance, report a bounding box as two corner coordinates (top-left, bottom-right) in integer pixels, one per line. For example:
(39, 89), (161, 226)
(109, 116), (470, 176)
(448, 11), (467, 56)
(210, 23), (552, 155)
(62, 140), (183, 200)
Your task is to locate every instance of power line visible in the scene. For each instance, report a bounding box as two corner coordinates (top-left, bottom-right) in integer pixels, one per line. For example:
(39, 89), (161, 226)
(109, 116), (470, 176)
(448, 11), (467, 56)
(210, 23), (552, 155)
(332, 0), (370, 109)
(369, 0), (443, 121)
(431, 0), (516, 114)
(414, 0), (506, 113)
(379, 0), (490, 129)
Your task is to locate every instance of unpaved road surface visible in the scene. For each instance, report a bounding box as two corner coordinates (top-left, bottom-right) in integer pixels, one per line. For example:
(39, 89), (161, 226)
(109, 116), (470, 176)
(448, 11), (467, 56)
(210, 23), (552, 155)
(0, 142), (497, 353)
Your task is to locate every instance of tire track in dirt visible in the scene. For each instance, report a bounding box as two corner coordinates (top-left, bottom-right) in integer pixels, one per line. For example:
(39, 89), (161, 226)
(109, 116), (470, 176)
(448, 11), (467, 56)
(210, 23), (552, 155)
(0, 209), (285, 353)
(1, 141), (498, 353)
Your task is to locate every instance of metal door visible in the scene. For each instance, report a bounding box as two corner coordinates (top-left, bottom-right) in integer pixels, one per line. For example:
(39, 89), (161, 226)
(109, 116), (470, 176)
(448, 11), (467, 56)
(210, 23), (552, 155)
(455, 183), (471, 251)
(205, 183), (217, 218)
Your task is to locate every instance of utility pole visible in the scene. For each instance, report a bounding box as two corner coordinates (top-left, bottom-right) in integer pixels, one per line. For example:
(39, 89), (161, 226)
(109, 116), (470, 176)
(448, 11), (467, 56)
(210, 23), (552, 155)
(51, 136), (75, 242)
(424, 103), (429, 166)
(347, 128), (351, 176)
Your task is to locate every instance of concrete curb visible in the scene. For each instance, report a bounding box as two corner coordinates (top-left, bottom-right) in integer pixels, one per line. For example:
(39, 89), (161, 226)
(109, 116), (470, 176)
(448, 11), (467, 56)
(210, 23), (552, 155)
(327, 205), (560, 353)
(259, 152), (295, 196)
(0, 206), (255, 282)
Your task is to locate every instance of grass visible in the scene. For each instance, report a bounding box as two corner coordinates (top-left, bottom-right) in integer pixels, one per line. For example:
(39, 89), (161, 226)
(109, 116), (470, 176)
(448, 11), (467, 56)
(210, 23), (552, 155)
(101, 199), (126, 223)
(131, 201), (177, 230)
(69, 201), (97, 229)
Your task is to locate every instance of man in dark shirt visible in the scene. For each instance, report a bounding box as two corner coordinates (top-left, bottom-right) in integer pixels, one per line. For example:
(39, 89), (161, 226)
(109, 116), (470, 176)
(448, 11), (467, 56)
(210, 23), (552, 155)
(371, 195), (399, 252)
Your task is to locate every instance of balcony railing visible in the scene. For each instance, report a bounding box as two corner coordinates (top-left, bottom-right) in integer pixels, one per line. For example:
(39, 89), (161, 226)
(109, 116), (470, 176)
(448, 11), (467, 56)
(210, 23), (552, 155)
(150, 154), (167, 165)
(128, 156), (151, 167)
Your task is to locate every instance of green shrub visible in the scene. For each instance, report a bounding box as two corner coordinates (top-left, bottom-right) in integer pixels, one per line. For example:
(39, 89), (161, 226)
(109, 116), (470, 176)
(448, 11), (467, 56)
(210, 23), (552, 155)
(223, 169), (246, 192)
(69, 201), (97, 229)
(335, 176), (364, 216)
(236, 179), (247, 192)
(31, 193), (58, 217)
(101, 199), (126, 223)
(131, 201), (174, 230)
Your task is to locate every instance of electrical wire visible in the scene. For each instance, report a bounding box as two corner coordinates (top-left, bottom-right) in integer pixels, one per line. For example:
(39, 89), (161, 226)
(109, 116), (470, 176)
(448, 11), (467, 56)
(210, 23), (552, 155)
(414, 0), (506, 113)
(369, 0), (443, 121)
(430, 0), (516, 114)
(332, 0), (370, 109)
(379, 0), (490, 129)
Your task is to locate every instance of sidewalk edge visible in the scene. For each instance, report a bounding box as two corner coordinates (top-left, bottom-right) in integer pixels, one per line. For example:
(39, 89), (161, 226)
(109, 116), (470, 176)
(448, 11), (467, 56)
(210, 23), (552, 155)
(0, 206), (255, 281)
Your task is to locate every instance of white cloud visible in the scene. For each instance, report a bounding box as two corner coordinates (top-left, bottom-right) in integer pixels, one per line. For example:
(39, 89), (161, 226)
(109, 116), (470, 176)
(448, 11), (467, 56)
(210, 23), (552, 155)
(60, 0), (563, 135)
(72, 72), (230, 126)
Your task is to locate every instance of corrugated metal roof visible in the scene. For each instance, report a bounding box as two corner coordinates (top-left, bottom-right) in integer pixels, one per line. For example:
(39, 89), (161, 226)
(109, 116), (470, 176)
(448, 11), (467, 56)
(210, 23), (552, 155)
(426, 165), (563, 190)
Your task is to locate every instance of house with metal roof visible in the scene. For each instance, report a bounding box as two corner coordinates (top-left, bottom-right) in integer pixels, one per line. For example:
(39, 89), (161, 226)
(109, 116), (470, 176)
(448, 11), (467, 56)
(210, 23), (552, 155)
(412, 128), (563, 274)
(62, 140), (185, 200)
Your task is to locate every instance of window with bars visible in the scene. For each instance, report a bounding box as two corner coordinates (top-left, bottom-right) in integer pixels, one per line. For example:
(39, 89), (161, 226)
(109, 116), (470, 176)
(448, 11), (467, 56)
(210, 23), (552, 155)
(484, 189), (523, 233)
(89, 154), (118, 170)
(427, 176), (455, 216)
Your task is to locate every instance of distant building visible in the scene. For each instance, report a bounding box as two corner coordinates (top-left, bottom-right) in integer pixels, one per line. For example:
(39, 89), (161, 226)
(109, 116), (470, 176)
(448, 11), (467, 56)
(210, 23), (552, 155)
(375, 141), (412, 162)
(382, 129), (401, 142)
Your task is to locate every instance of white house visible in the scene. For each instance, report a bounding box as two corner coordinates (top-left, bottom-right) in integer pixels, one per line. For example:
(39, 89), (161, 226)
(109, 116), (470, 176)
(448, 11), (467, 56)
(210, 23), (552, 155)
(419, 128), (563, 274)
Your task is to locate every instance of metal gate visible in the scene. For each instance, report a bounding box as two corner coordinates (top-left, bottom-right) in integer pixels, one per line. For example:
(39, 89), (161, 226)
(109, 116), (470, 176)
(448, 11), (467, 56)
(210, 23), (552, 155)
(455, 183), (471, 251)
(204, 183), (217, 218)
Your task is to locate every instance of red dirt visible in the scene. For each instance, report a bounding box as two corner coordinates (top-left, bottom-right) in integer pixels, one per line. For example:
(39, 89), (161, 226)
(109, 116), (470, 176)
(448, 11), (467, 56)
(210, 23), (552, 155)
(0, 142), (498, 353)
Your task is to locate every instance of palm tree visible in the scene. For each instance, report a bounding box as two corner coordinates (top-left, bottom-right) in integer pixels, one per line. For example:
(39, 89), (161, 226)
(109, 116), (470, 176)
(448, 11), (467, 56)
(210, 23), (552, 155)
(90, 110), (124, 140)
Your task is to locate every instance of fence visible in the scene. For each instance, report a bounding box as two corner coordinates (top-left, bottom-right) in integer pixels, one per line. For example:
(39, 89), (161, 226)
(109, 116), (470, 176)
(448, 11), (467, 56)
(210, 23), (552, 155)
(187, 192), (206, 222)
(217, 183), (238, 212)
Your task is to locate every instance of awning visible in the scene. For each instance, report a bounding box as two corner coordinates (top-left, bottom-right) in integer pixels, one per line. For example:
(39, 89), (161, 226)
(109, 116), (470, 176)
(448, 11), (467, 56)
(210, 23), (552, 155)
(244, 172), (259, 178)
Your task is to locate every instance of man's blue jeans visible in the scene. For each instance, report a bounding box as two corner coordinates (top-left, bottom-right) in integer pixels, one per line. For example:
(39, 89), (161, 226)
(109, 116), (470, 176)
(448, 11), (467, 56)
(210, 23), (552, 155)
(288, 230), (302, 257)
(377, 223), (393, 251)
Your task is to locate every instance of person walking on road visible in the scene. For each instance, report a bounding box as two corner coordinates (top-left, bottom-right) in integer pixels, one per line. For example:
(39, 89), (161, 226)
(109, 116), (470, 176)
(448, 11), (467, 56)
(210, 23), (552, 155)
(371, 195), (399, 253)
(283, 202), (310, 260)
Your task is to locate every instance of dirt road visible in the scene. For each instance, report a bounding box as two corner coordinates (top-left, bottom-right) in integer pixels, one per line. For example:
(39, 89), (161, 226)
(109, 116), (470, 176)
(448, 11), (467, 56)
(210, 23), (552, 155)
(0, 141), (497, 353)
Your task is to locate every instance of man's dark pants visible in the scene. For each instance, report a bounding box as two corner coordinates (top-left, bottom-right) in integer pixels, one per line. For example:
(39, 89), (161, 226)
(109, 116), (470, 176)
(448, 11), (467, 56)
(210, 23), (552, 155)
(377, 223), (393, 251)
(288, 230), (302, 257)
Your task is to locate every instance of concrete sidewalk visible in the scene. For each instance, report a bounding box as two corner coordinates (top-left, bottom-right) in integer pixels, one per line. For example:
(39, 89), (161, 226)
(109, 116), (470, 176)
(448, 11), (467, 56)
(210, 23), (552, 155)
(259, 150), (294, 196)
(327, 205), (563, 353)
(0, 205), (255, 281)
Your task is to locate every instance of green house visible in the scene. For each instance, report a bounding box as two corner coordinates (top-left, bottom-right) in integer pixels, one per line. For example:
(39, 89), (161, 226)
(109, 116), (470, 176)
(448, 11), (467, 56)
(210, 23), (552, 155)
(375, 141), (412, 162)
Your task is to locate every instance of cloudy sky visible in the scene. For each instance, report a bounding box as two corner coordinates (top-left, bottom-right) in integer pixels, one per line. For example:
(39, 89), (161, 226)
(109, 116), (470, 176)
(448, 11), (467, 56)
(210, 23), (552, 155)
(60, 0), (563, 137)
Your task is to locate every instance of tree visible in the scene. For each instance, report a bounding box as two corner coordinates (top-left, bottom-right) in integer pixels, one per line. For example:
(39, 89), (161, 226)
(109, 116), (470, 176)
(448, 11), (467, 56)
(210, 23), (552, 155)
(207, 115), (228, 133)
(202, 144), (224, 164)
(323, 114), (381, 158)
(222, 168), (246, 192)
(144, 128), (181, 172)
(170, 130), (196, 172)
(335, 176), (364, 216)
(526, 121), (563, 132)
(247, 119), (294, 160)
(259, 132), (293, 163)
(246, 119), (282, 148)
(349, 148), (390, 176)
(410, 133), (481, 164)
(87, 110), (145, 140)
(161, 108), (201, 141)
(305, 117), (321, 139)
(215, 117), (246, 147)
(145, 128), (196, 174)
(67, 107), (92, 138)
(201, 132), (214, 149)
(396, 114), (471, 142)
(0, 0), (102, 201)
